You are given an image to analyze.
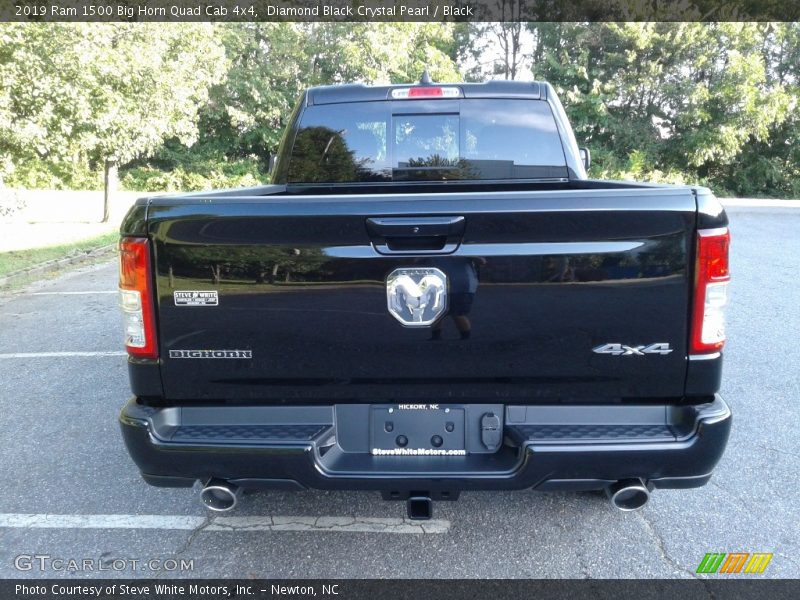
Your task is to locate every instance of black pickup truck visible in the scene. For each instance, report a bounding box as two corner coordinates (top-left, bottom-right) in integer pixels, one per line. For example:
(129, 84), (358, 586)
(118, 77), (731, 518)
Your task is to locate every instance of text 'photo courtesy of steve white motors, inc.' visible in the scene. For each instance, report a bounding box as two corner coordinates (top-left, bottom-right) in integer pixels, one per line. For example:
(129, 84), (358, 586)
(13, 583), (348, 598)
(13, 583), (280, 597)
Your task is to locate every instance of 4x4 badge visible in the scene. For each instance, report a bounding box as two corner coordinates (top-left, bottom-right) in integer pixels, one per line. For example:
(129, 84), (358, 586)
(592, 343), (673, 356)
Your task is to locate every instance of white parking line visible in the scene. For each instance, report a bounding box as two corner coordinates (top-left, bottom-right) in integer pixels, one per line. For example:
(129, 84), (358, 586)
(0, 513), (450, 534)
(29, 291), (117, 295)
(0, 351), (126, 359)
(0, 514), (201, 530)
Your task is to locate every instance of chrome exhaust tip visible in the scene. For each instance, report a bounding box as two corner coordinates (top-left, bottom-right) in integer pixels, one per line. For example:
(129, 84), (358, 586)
(606, 479), (650, 511)
(200, 479), (242, 512)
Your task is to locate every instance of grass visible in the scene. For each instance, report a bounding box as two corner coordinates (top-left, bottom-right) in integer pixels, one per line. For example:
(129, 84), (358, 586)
(0, 231), (118, 278)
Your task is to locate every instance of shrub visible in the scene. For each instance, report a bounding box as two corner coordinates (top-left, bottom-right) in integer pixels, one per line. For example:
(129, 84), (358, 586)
(120, 157), (267, 192)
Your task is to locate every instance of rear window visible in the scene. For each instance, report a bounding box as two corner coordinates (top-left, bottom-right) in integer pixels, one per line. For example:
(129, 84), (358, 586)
(285, 99), (568, 183)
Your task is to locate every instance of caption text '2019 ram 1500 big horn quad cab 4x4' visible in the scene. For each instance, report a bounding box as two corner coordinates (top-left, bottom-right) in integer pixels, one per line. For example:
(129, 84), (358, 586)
(118, 75), (731, 519)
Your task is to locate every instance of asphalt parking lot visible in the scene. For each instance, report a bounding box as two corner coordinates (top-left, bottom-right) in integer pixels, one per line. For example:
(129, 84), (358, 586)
(0, 205), (798, 579)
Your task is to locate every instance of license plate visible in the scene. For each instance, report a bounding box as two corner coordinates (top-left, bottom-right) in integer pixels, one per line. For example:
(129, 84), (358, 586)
(369, 404), (466, 456)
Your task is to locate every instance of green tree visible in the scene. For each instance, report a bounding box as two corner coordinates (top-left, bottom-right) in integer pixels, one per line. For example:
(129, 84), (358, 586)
(716, 23), (800, 197)
(303, 23), (460, 86)
(524, 22), (794, 194)
(209, 22), (460, 160)
(128, 22), (462, 190)
(457, 2), (527, 82)
(200, 23), (309, 161)
(0, 23), (225, 188)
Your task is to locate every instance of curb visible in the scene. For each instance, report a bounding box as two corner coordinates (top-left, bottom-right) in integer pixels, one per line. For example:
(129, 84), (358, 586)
(0, 243), (117, 289)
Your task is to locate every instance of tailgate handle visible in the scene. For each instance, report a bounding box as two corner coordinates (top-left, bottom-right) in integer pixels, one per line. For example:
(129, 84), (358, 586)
(366, 216), (465, 255)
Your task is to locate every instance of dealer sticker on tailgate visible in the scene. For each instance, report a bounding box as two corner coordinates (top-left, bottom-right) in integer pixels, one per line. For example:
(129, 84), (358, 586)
(174, 291), (218, 306)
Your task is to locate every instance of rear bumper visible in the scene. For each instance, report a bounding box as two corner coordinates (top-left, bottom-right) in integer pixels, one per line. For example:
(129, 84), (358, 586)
(119, 396), (731, 495)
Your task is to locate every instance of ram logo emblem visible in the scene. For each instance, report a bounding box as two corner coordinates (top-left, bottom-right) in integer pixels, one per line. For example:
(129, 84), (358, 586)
(386, 268), (447, 327)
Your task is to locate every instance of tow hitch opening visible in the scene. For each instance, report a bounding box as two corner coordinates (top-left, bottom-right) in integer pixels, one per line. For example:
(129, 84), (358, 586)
(407, 496), (433, 520)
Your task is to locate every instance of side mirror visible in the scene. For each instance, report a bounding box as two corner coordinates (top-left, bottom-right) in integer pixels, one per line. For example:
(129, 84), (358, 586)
(579, 147), (591, 170)
(268, 155), (277, 176)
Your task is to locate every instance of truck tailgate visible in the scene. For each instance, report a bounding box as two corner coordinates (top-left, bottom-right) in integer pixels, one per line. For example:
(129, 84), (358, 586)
(147, 188), (695, 403)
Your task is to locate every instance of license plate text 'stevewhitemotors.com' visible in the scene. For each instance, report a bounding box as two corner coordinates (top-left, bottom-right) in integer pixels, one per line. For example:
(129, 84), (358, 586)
(370, 404), (466, 456)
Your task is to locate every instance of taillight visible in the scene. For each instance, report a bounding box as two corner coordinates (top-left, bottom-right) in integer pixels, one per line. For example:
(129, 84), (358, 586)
(390, 87), (461, 99)
(118, 237), (158, 359)
(690, 227), (730, 355)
